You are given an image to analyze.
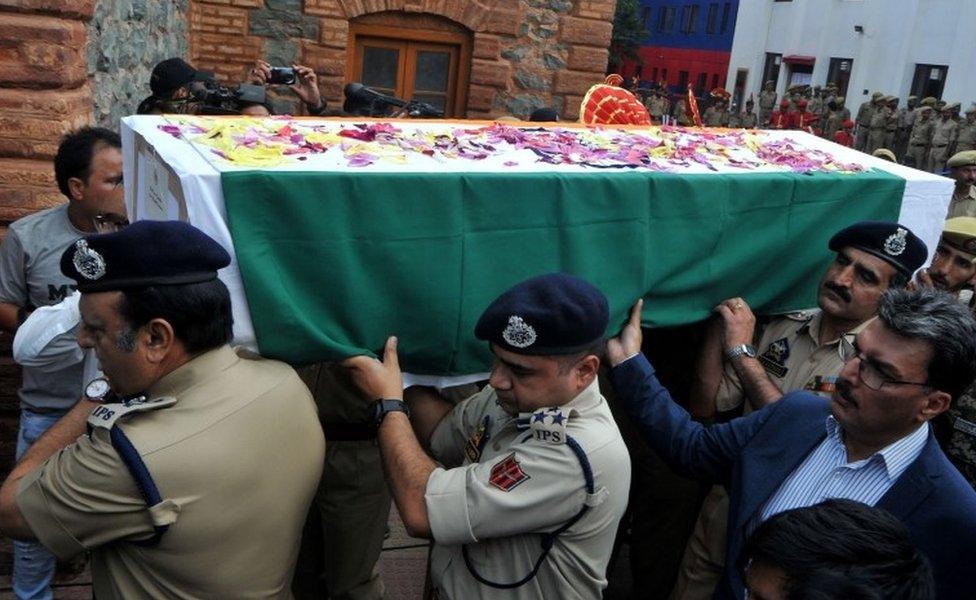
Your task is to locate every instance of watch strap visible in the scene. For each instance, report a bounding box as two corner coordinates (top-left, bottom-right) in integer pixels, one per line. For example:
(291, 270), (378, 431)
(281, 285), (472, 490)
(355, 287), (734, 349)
(725, 344), (757, 360)
(373, 398), (409, 428)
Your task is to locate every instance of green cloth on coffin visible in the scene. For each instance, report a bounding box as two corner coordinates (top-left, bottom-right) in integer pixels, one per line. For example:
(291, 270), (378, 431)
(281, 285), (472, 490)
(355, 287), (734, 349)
(221, 169), (904, 374)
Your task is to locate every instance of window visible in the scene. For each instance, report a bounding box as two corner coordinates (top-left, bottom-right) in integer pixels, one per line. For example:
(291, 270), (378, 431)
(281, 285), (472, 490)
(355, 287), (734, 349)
(651, 67), (659, 82)
(826, 57), (853, 98)
(659, 6), (676, 32)
(706, 3), (719, 34)
(642, 7), (651, 28)
(350, 21), (471, 117)
(661, 68), (668, 82)
(712, 73), (719, 89)
(762, 52), (782, 89)
(678, 70), (689, 90)
(721, 3), (732, 33)
(911, 64), (948, 100)
(681, 5), (699, 33)
(696, 72), (708, 95)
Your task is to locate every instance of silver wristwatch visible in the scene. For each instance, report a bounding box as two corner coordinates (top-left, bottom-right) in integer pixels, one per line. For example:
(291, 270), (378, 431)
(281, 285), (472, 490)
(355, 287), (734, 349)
(725, 344), (758, 360)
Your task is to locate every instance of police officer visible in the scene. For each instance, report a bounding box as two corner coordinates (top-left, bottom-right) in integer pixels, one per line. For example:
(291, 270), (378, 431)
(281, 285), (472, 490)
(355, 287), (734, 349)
(895, 96), (918, 160)
(956, 106), (976, 153)
(854, 92), (883, 151)
(866, 96), (892, 154)
(0, 221), (325, 598)
(946, 151), (976, 218)
(928, 103), (960, 173)
(759, 81), (777, 127)
(670, 221), (927, 600)
(906, 106), (935, 169)
(342, 273), (630, 599)
(913, 217), (976, 296)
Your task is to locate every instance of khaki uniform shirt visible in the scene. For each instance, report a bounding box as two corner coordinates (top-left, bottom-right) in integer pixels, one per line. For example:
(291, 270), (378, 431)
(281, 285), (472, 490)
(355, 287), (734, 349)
(946, 381), (976, 489)
(426, 379), (630, 599)
(932, 118), (959, 148)
(855, 101), (875, 126)
(956, 121), (976, 152)
(716, 311), (871, 414)
(17, 346), (326, 599)
(948, 185), (976, 218)
(909, 118), (935, 146)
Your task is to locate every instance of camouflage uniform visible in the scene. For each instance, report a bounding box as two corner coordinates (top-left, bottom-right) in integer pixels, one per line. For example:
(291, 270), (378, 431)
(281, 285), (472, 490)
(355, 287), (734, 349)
(945, 381), (976, 490)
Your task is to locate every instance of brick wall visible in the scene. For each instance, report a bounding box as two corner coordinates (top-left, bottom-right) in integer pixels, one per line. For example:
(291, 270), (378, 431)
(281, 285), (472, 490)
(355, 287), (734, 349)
(187, 0), (618, 120)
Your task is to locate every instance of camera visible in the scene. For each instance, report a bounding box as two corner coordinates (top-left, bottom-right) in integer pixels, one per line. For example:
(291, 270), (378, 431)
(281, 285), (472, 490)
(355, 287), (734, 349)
(187, 80), (268, 115)
(269, 67), (296, 86)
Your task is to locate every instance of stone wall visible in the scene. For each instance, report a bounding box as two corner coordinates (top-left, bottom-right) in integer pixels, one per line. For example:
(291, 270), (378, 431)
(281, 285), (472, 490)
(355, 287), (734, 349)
(86, 0), (190, 128)
(187, 0), (617, 120)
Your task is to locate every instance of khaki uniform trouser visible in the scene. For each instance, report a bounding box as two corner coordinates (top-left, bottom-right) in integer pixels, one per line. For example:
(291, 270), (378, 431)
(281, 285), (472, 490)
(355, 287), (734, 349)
(906, 144), (928, 169)
(668, 486), (728, 600)
(927, 145), (950, 173)
(854, 124), (870, 151)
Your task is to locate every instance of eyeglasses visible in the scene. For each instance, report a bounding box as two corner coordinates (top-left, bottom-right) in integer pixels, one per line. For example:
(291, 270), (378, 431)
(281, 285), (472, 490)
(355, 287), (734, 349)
(839, 336), (931, 391)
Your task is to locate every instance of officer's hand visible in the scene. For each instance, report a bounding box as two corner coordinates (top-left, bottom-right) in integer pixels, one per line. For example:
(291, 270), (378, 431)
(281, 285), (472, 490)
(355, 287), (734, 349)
(607, 299), (643, 367)
(342, 336), (403, 400)
(714, 297), (756, 350)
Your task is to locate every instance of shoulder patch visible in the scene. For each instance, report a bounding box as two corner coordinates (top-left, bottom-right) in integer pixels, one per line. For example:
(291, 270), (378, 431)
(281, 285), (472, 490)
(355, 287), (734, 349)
(529, 406), (568, 445)
(87, 396), (177, 430)
(489, 452), (530, 492)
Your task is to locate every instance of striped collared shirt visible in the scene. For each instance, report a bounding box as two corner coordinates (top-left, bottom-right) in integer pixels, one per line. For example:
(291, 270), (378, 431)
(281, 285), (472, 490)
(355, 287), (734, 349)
(758, 416), (929, 523)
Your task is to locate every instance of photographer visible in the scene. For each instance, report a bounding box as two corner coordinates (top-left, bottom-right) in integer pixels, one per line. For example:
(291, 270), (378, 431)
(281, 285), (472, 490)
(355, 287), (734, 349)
(248, 60), (327, 116)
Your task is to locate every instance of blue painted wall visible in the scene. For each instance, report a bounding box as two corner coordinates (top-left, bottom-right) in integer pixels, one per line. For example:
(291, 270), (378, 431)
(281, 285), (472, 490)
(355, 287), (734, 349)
(637, 0), (738, 51)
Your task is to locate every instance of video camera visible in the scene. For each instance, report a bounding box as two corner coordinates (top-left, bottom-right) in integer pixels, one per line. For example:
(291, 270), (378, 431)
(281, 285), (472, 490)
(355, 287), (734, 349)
(342, 82), (444, 118)
(187, 79), (268, 115)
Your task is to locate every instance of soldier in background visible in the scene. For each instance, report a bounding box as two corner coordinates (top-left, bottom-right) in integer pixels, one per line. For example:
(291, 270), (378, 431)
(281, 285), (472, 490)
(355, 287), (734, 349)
(854, 92), (883, 151)
(759, 81), (777, 126)
(906, 106), (935, 169)
(769, 99), (791, 130)
(822, 100), (844, 141)
(883, 97), (899, 152)
(928, 103), (960, 173)
(740, 98), (758, 129)
(894, 96), (918, 161)
(955, 106), (976, 153)
(866, 96), (892, 154)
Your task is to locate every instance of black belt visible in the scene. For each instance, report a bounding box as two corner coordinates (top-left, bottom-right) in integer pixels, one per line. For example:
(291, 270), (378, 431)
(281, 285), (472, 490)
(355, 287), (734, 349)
(910, 143), (927, 147)
(322, 422), (376, 441)
(934, 144), (948, 147)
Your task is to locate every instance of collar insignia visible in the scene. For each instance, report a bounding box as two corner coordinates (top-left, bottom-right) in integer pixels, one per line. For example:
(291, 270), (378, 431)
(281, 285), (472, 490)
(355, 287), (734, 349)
(883, 227), (908, 257)
(502, 315), (537, 348)
(72, 240), (106, 280)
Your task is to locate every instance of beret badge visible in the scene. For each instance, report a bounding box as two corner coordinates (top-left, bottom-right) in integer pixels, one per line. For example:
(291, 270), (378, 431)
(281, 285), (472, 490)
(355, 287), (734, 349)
(883, 227), (907, 257)
(72, 239), (106, 280)
(966, 238), (976, 253)
(502, 315), (537, 349)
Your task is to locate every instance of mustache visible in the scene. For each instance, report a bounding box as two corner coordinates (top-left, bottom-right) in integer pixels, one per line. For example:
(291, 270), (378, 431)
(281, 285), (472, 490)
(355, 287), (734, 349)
(824, 282), (852, 302)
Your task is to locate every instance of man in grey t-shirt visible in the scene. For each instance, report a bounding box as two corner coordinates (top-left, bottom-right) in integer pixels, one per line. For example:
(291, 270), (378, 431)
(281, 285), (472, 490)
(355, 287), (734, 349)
(0, 126), (124, 599)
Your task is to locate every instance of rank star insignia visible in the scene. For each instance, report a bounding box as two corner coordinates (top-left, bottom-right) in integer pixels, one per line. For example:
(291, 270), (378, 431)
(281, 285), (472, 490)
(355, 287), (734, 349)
(502, 315), (537, 348)
(883, 227), (908, 257)
(489, 453), (530, 492)
(72, 239), (106, 280)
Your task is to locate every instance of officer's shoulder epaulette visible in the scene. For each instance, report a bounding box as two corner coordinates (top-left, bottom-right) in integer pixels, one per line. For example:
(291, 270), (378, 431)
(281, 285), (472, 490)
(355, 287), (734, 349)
(87, 396), (178, 430)
(529, 406), (569, 445)
(782, 310), (816, 322)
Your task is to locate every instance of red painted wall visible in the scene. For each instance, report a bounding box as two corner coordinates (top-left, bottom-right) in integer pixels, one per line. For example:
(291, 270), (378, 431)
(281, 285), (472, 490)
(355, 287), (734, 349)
(622, 46), (731, 91)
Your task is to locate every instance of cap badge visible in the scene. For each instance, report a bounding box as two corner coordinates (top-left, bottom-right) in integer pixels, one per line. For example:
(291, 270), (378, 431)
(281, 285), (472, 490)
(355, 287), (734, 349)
(502, 315), (537, 349)
(883, 227), (908, 257)
(72, 239), (106, 280)
(965, 238), (976, 253)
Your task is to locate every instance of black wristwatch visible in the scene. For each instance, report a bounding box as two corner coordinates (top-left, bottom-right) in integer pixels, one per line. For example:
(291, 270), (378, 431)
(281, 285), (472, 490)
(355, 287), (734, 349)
(372, 399), (410, 428)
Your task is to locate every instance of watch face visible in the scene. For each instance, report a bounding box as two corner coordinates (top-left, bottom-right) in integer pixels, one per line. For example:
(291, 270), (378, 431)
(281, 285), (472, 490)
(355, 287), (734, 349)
(85, 377), (112, 401)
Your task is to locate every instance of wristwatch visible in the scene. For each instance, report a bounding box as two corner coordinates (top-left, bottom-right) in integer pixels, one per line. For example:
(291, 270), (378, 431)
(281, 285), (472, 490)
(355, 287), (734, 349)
(372, 399), (410, 428)
(725, 344), (758, 361)
(84, 377), (115, 403)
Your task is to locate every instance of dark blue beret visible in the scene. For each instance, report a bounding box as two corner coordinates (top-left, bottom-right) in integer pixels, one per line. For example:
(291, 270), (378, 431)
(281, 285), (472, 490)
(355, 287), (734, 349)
(60, 220), (231, 293)
(475, 273), (609, 356)
(828, 221), (927, 276)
